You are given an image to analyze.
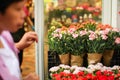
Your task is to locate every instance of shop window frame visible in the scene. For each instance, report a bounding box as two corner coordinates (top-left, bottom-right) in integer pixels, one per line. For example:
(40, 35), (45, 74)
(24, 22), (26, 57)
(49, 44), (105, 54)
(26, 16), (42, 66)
(34, 0), (119, 80)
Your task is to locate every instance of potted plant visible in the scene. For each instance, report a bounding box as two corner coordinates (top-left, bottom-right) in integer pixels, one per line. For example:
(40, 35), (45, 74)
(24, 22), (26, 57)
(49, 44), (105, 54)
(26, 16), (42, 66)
(78, 21), (106, 65)
(48, 26), (70, 65)
(66, 26), (87, 66)
(102, 28), (120, 66)
(86, 30), (106, 65)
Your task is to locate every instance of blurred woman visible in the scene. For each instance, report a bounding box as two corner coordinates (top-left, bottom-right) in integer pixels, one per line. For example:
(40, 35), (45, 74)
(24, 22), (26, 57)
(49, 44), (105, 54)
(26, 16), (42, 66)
(0, 0), (39, 80)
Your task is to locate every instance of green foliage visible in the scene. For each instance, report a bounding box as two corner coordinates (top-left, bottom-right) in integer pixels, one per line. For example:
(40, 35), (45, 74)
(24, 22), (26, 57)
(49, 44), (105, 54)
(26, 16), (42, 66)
(86, 35), (106, 53)
(84, 22), (97, 31)
(68, 32), (87, 55)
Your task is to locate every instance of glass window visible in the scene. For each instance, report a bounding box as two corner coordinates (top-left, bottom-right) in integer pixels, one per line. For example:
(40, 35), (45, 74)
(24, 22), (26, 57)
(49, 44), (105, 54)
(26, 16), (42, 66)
(35, 0), (120, 80)
(44, 0), (102, 79)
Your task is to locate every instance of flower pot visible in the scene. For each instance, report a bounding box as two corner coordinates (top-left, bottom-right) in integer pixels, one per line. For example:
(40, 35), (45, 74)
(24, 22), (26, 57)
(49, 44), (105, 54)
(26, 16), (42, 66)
(87, 53), (102, 65)
(103, 50), (114, 66)
(71, 54), (84, 67)
(59, 53), (70, 65)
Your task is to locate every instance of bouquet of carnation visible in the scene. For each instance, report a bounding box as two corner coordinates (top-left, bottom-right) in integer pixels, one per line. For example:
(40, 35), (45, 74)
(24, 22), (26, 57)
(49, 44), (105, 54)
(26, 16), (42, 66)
(95, 24), (120, 50)
(97, 24), (120, 66)
(48, 26), (69, 55)
(86, 30), (106, 53)
(49, 63), (120, 80)
(105, 28), (120, 50)
(66, 25), (88, 66)
(48, 26), (73, 65)
(48, 20), (120, 65)
(78, 21), (106, 53)
(66, 25), (87, 55)
(48, 25), (87, 55)
(78, 21), (107, 65)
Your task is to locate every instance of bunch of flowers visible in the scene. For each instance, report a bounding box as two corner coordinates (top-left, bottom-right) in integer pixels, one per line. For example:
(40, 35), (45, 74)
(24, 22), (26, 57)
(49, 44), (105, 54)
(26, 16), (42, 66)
(48, 20), (120, 54)
(72, 3), (102, 20)
(47, 2), (102, 29)
(66, 25), (88, 55)
(85, 30), (106, 53)
(78, 21), (107, 53)
(48, 18), (63, 29)
(96, 24), (120, 50)
(79, 21), (120, 53)
(49, 63), (120, 80)
(105, 28), (120, 50)
(48, 26), (69, 54)
(48, 25), (87, 55)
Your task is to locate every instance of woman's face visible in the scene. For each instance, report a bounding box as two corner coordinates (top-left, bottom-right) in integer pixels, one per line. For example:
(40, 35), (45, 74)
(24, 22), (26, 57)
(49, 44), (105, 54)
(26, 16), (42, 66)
(0, 1), (26, 33)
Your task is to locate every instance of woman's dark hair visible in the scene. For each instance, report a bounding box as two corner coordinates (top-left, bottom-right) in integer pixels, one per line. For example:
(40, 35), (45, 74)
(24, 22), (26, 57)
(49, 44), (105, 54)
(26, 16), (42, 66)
(0, 0), (23, 14)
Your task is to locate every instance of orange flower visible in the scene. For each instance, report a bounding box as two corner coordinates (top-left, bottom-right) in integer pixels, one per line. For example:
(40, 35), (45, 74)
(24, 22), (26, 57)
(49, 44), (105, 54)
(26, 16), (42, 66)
(69, 24), (78, 30)
(97, 24), (112, 30)
(96, 23), (103, 30)
(61, 26), (68, 31)
(78, 24), (85, 29)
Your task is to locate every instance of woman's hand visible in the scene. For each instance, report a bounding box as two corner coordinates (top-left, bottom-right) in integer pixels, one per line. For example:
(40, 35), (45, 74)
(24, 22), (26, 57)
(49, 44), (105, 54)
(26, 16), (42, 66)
(15, 31), (38, 50)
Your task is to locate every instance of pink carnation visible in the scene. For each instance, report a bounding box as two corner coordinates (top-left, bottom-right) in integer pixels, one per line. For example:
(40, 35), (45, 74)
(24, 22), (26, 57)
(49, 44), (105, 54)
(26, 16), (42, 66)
(55, 28), (61, 33)
(89, 33), (96, 40)
(68, 28), (76, 34)
(53, 33), (62, 39)
(112, 28), (120, 32)
(80, 30), (87, 36)
(53, 33), (59, 38)
(101, 35), (108, 40)
(115, 37), (120, 44)
(72, 33), (78, 38)
(103, 28), (111, 35)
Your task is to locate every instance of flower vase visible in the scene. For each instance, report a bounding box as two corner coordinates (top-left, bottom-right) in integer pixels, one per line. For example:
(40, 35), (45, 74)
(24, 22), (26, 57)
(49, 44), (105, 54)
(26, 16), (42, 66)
(59, 53), (70, 65)
(71, 54), (84, 67)
(103, 50), (114, 66)
(87, 53), (102, 65)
